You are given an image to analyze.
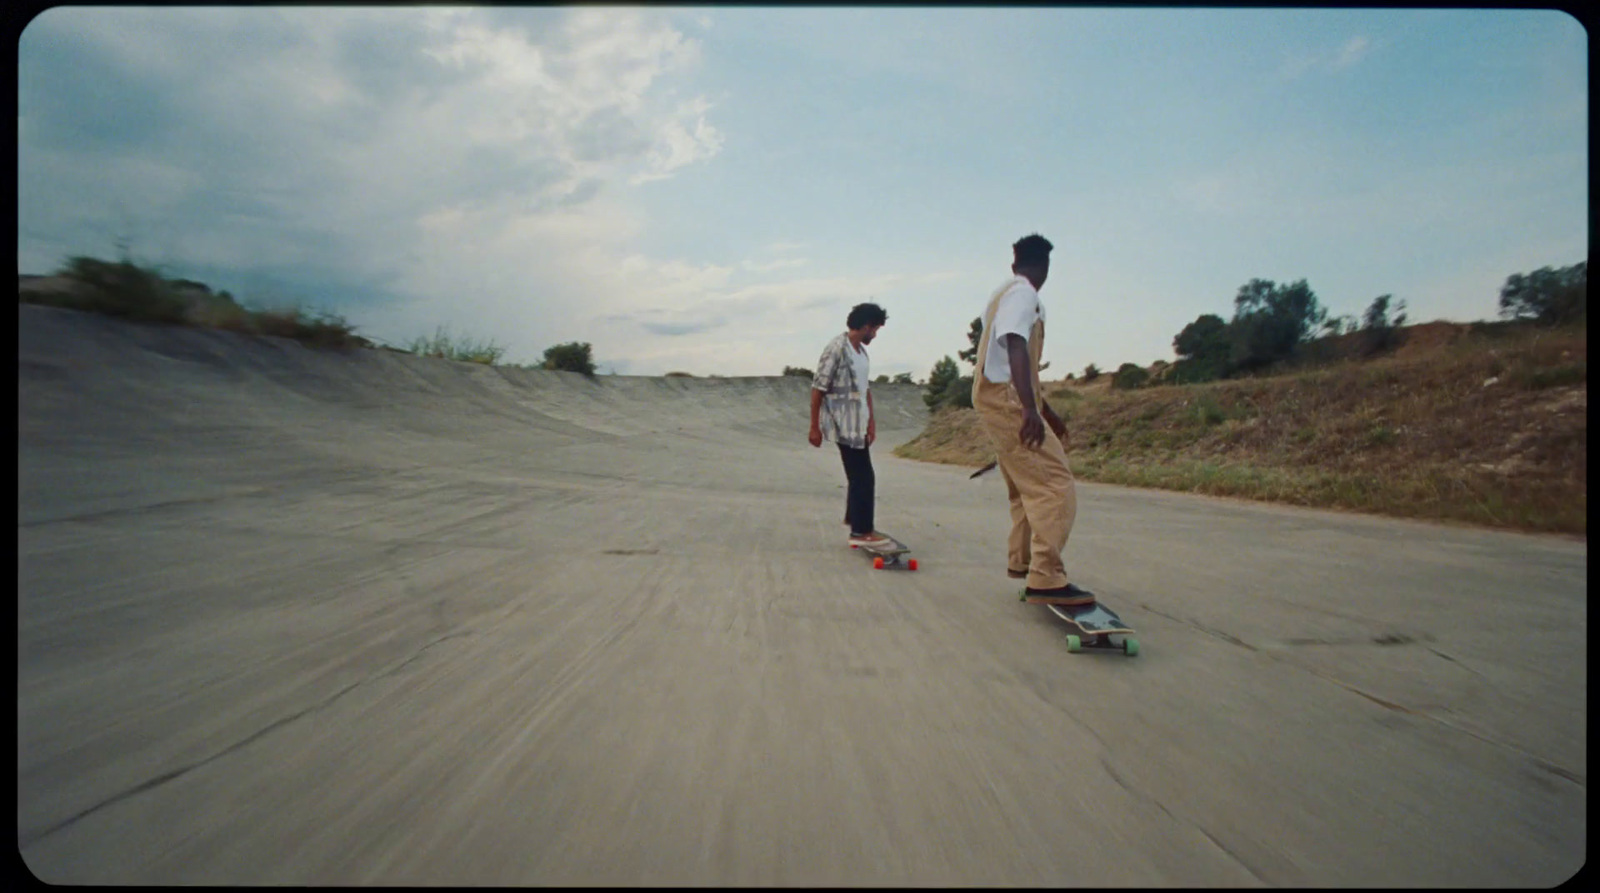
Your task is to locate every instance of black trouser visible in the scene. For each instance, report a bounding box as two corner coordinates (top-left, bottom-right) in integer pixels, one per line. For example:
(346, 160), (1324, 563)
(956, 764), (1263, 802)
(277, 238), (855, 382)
(838, 443), (875, 536)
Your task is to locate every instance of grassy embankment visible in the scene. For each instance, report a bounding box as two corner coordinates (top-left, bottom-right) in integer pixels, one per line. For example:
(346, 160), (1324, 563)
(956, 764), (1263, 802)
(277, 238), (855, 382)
(18, 256), (505, 363)
(895, 322), (1586, 536)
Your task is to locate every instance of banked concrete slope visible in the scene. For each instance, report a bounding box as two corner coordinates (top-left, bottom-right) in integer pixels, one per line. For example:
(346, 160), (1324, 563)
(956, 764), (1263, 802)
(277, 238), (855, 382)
(19, 304), (930, 531)
(17, 304), (1586, 885)
(19, 304), (927, 517)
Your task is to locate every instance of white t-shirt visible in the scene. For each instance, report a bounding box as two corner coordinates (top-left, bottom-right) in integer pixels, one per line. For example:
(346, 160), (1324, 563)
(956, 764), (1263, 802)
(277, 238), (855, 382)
(849, 340), (870, 411)
(982, 276), (1046, 384)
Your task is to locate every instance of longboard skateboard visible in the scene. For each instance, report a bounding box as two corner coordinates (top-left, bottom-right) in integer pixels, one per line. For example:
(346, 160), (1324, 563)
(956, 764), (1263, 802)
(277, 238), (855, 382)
(851, 534), (918, 571)
(1019, 590), (1139, 656)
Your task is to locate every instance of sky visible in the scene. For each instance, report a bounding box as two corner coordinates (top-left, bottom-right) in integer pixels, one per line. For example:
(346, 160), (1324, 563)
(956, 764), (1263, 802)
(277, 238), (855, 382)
(17, 6), (1588, 379)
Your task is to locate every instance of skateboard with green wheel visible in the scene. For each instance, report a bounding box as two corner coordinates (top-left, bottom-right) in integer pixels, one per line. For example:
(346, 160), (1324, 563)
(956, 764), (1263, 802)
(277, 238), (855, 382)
(851, 533), (918, 571)
(1019, 590), (1138, 656)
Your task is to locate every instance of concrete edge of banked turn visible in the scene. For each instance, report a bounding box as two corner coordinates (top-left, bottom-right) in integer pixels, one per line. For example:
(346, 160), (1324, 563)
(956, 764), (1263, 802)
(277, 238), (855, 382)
(17, 303), (931, 446)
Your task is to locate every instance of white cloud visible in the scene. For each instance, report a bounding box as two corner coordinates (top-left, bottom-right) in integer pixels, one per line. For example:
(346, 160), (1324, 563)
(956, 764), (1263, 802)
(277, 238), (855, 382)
(742, 257), (810, 272)
(1331, 36), (1371, 70)
(1276, 34), (1373, 80)
(630, 98), (726, 184)
(20, 7), (735, 363)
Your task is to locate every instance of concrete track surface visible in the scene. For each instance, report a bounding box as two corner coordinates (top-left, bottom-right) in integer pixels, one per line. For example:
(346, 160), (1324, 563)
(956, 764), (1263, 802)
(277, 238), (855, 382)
(17, 305), (1586, 885)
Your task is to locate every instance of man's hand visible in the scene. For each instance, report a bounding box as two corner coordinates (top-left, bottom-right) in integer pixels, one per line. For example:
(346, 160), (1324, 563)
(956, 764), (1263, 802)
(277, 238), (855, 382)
(808, 426), (823, 448)
(866, 421), (876, 447)
(1019, 408), (1045, 450)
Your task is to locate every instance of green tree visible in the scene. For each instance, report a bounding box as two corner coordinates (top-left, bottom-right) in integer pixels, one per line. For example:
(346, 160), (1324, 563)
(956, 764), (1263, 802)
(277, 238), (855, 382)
(783, 365), (814, 378)
(1227, 278), (1327, 373)
(924, 355), (972, 409)
(1499, 262), (1585, 325)
(1170, 312), (1231, 383)
(1320, 314), (1358, 337)
(1360, 294), (1409, 355)
(1083, 363), (1101, 381)
(891, 372), (914, 384)
(542, 341), (597, 376)
(956, 316), (983, 366)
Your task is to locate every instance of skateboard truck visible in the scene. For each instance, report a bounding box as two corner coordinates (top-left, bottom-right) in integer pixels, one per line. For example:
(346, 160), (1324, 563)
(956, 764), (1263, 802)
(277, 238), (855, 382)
(1019, 591), (1139, 656)
(851, 535), (918, 571)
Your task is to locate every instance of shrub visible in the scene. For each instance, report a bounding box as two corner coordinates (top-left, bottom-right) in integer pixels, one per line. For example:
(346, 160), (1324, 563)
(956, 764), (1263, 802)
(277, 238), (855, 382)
(542, 341), (596, 375)
(782, 365), (813, 378)
(1112, 362), (1150, 390)
(54, 256), (187, 323)
(257, 307), (368, 349)
(410, 327), (507, 365)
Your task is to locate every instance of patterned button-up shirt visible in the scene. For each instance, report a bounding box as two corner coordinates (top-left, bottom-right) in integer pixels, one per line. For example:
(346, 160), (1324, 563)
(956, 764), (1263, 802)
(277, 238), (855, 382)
(812, 332), (870, 449)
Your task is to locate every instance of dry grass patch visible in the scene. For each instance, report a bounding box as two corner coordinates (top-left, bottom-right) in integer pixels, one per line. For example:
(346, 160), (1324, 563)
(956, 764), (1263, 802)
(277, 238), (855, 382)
(19, 257), (371, 351)
(896, 323), (1585, 535)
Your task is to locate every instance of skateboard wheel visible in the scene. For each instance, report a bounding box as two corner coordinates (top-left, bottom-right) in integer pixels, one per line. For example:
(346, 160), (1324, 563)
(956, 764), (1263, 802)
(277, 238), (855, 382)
(1124, 639), (1139, 657)
(1065, 634), (1082, 653)
(873, 556), (884, 569)
(907, 559), (918, 571)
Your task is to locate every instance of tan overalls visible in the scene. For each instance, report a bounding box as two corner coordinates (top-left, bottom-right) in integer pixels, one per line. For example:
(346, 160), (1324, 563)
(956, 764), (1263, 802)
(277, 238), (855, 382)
(971, 280), (1078, 590)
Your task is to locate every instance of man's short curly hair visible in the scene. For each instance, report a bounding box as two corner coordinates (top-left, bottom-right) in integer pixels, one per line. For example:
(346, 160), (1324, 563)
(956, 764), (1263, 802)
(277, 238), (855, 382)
(1012, 233), (1054, 266)
(847, 302), (888, 330)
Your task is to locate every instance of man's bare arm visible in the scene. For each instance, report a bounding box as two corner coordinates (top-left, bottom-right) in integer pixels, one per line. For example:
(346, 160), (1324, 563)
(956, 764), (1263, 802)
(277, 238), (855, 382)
(1003, 334), (1046, 449)
(808, 387), (825, 447)
(866, 390), (876, 446)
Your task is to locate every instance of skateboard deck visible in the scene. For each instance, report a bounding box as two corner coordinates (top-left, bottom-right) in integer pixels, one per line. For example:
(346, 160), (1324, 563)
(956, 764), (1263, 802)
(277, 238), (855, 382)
(852, 534), (917, 571)
(1018, 590), (1138, 656)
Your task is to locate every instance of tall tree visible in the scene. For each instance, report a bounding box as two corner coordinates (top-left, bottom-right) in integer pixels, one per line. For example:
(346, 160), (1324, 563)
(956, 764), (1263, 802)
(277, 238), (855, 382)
(1170, 313), (1231, 383)
(1499, 262), (1586, 325)
(1228, 278), (1327, 372)
(956, 316), (983, 366)
(924, 356), (962, 409)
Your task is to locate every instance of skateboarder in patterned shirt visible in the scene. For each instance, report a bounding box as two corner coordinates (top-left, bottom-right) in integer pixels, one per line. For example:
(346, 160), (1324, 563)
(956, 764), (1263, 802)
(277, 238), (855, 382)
(971, 234), (1095, 606)
(808, 303), (894, 550)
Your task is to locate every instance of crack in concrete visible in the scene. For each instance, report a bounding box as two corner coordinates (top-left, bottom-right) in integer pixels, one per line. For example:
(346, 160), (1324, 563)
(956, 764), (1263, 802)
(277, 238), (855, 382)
(1099, 757), (1270, 885)
(1128, 603), (1585, 790)
(19, 628), (475, 849)
(1270, 660), (1586, 790)
(1135, 603), (1257, 651)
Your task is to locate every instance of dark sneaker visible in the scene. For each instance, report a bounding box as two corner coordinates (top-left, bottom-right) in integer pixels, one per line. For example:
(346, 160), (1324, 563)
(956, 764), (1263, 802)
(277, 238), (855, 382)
(1023, 583), (1096, 606)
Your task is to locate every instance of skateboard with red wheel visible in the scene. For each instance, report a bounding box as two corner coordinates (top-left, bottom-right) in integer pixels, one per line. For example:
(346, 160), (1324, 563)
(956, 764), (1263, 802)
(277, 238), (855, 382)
(852, 534), (918, 571)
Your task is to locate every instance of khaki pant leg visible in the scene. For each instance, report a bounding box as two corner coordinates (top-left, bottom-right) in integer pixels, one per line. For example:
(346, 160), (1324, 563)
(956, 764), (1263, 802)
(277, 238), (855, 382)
(976, 386), (1077, 590)
(996, 461), (1032, 573)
